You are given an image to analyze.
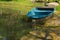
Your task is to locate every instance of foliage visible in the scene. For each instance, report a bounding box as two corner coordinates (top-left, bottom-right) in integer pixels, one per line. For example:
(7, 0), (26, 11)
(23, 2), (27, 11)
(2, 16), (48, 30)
(0, 0), (12, 1)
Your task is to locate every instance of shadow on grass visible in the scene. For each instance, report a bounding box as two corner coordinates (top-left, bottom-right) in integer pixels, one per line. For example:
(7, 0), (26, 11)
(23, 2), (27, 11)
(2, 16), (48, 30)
(0, 8), (32, 40)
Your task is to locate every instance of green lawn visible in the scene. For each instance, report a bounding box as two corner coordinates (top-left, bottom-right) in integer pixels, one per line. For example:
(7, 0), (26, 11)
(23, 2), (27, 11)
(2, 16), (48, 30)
(0, 0), (60, 15)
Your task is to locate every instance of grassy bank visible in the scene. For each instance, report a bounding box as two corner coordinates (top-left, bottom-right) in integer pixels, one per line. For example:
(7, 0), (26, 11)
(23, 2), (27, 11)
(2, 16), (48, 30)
(0, 0), (60, 40)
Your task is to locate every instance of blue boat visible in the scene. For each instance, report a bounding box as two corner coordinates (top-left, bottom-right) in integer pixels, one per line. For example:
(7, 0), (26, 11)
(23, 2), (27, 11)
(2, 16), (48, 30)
(27, 7), (55, 19)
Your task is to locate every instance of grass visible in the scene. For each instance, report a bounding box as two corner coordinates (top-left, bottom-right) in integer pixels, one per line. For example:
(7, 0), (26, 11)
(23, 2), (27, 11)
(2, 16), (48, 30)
(56, 5), (60, 11)
(0, 1), (44, 15)
(0, 0), (60, 40)
(0, 7), (32, 40)
(0, 0), (60, 15)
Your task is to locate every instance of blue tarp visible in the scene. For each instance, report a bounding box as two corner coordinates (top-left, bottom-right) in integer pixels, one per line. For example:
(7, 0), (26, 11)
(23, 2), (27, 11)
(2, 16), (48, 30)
(27, 7), (54, 19)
